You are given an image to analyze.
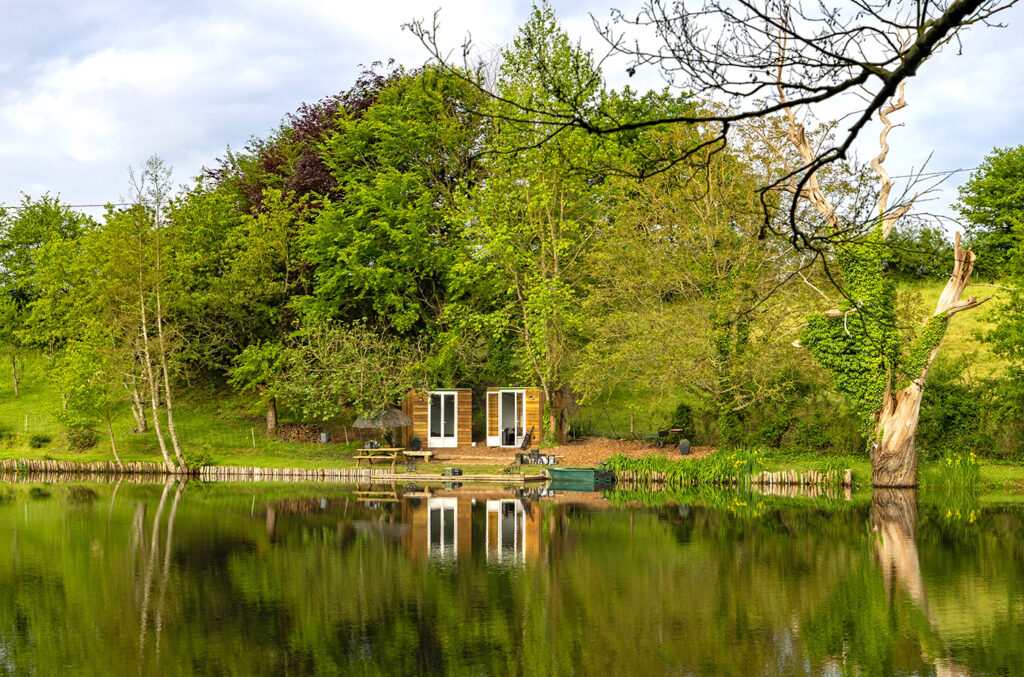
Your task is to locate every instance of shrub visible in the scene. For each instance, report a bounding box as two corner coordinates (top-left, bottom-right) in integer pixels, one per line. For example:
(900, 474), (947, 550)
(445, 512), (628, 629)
(28, 433), (52, 449)
(0, 424), (13, 445)
(66, 427), (98, 451)
(670, 401), (695, 438)
(182, 446), (215, 469)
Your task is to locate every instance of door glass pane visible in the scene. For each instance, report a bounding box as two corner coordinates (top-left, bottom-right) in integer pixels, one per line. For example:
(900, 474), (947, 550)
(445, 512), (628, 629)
(443, 508), (455, 542)
(429, 507), (441, 545)
(443, 394), (455, 437)
(429, 394), (441, 437)
(501, 393), (515, 445)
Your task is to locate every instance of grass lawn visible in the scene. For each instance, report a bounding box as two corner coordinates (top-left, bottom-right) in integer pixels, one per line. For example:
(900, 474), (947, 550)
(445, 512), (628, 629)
(0, 355), (375, 468)
(900, 280), (1011, 378)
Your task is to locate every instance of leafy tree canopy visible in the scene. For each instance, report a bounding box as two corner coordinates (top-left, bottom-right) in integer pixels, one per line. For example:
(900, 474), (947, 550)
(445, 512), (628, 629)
(955, 145), (1024, 278)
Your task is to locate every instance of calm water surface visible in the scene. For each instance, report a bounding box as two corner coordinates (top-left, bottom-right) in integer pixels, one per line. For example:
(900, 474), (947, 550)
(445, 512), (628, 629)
(0, 479), (1021, 676)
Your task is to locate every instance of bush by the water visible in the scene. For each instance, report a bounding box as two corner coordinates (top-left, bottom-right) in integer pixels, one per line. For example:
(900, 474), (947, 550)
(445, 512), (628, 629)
(28, 433), (52, 448)
(65, 427), (97, 451)
(918, 356), (1023, 460)
(183, 446), (215, 469)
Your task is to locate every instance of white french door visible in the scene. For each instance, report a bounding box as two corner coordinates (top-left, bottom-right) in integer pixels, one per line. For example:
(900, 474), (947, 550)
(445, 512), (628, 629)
(428, 392), (457, 448)
(498, 390), (525, 447)
(428, 498), (458, 559)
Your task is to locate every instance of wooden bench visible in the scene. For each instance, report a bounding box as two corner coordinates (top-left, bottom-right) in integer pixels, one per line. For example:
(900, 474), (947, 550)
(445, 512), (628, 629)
(402, 450), (434, 462)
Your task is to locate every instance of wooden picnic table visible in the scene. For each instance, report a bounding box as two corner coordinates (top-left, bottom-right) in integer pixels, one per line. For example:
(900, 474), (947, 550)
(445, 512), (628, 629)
(353, 447), (405, 471)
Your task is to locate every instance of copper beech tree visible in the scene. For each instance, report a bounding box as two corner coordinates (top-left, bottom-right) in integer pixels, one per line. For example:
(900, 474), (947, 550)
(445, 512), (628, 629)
(777, 85), (989, 486)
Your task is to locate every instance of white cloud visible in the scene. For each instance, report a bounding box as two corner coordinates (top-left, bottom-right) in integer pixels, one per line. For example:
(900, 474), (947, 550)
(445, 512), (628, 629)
(0, 0), (1022, 228)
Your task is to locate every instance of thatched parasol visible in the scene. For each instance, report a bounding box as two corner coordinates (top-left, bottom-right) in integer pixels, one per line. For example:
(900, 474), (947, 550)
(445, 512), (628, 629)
(352, 408), (413, 429)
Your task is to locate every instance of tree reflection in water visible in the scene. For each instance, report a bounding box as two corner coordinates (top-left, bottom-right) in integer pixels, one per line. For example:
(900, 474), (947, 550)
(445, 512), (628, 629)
(0, 480), (1020, 675)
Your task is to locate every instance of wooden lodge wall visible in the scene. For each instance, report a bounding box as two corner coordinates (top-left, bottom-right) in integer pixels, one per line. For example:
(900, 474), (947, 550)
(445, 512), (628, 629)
(402, 389), (472, 448)
(485, 387), (544, 446)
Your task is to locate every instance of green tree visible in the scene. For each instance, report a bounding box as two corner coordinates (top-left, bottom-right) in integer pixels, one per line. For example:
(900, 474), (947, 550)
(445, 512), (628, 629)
(0, 195), (93, 394)
(273, 322), (424, 422)
(884, 221), (954, 281)
(578, 125), (815, 446)
(52, 339), (126, 464)
(301, 65), (484, 334)
(954, 145), (1024, 278)
(451, 3), (611, 442)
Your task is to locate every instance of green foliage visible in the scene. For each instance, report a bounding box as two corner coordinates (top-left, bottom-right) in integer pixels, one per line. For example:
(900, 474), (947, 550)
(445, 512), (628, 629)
(272, 321), (423, 420)
(603, 449), (764, 487)
(935, 451), (981, 488)
(27, 433), (50, 449)
(954, 144), (1024, 278)
(883, 221), (953, 281)
(302, 66), (484, 333)
(917, 355), (982, 458)
(670, 401), (695, 438)
(182, 446), (215, 469)
(800, 226), (952, 436)
(65, 426), (98, 451)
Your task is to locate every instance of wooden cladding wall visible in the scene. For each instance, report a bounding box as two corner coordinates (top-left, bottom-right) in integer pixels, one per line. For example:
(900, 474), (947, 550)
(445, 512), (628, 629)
(484, 387), (545, 446)
(487, 392), (499, 439)
(524, 388), (544, 445)
(402, 389), (471, 447)
(457, 393), (472, 446)
(402, 391), (429, 448)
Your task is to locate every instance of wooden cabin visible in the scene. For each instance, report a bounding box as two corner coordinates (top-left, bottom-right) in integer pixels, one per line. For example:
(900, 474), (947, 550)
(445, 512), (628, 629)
(485, 387), (544, 448)
(402, 389), (472, 449)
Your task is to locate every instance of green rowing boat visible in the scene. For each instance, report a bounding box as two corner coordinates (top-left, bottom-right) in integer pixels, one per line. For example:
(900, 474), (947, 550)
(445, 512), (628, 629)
(546, 467), (615, 491)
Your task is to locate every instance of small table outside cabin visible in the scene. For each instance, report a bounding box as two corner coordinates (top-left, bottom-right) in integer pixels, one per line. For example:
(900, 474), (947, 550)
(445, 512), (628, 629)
(354, 447), (405, 472)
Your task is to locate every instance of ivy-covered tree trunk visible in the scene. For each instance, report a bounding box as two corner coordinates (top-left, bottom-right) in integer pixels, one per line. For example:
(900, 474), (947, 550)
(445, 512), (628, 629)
(870, 235), (985, 486)
(781, 86), (989, 488)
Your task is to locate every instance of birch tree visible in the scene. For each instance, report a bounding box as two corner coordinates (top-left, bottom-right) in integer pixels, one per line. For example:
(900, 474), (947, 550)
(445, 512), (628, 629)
(125, 157), (186, 472)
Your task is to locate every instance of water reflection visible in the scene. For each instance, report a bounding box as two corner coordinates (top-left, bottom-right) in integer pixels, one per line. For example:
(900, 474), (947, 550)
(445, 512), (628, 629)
(0, 479), (1021, 675)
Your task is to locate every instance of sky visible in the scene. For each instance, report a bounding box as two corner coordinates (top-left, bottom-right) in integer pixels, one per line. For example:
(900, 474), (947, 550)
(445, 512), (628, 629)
(2, 0), (1023, 229)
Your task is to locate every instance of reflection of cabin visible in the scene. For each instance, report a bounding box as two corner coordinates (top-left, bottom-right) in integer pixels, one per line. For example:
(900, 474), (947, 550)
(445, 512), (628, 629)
(486, 499), (543, 563)
(400, 491), (542, 563)
(486, 387), (544, 448)
(402, 389), (472, 449)
(401, 495), (472, 560)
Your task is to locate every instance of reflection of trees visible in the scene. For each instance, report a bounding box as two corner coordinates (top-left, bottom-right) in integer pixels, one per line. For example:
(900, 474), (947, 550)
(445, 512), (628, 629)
(0, 483), (1022, 674)
(872, 488), (927, 608)
(870, 488), (973, 677)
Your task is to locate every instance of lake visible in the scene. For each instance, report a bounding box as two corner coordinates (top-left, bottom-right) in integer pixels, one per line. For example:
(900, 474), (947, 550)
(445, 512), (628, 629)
(0, 479), (1021, 675)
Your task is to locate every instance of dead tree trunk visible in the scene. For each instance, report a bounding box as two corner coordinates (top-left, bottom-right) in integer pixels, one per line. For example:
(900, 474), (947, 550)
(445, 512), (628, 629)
(871, 234), (988, 486)
(775, 82), (989, 488)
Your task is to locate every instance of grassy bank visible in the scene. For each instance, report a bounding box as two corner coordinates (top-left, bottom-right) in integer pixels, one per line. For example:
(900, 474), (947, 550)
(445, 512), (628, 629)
(575, 281), (1013, 441)
(0, 355), (371, 468)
